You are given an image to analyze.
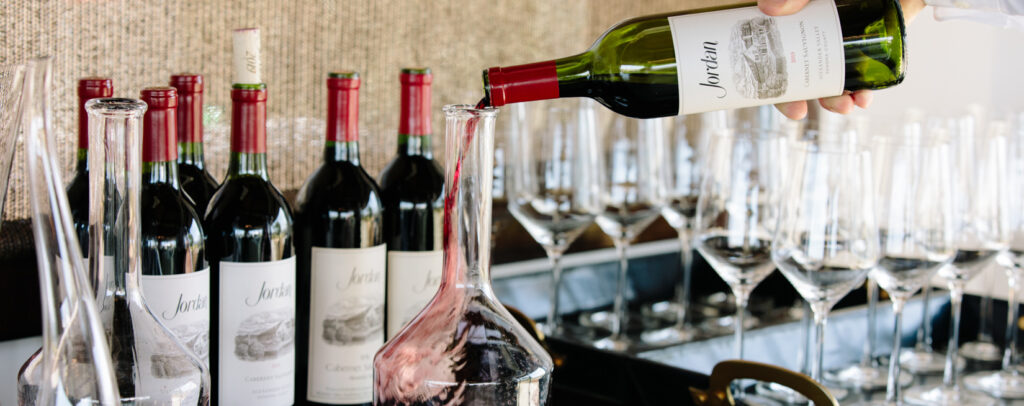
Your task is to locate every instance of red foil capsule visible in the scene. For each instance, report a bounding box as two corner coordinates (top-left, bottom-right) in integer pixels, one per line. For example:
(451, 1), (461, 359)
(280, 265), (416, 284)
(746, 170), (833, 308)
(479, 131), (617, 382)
(140, 87), (178, 163)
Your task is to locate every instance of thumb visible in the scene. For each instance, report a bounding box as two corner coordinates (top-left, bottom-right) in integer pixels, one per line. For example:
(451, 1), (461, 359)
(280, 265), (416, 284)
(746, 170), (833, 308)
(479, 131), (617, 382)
(759, 0), (811, 16)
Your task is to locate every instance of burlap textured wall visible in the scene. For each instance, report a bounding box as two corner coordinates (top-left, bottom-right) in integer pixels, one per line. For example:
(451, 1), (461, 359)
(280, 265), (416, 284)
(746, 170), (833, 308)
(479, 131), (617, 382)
(0, 0), (730, 221)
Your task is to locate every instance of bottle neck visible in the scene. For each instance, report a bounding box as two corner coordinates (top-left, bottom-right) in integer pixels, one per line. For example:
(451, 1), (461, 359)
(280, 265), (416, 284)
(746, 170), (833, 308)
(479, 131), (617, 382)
(483, 52), (593, 106)
(325, 141), (360, 165)
(75, 148), (88, 172)
(179, 142), (206, 169)
(229, 86), (269, 179)
(397, 134), (432, 157)
(142, 160), (181, 188)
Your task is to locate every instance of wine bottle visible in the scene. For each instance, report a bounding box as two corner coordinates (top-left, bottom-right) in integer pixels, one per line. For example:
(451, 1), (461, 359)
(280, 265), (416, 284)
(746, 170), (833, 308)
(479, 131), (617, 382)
(67, 77), (113, 253)
(205, 28), (296, 405)
(482, 0), (907, 118)
(379, 68), (444, 339)
(170, 73), (219, 216)
(295, 72), (384, 406)
(138, 87), (210, 366)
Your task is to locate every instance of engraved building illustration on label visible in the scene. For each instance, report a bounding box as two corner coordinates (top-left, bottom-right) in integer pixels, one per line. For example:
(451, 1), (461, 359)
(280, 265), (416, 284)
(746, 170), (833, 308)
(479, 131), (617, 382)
(150, 322), (209, 378)
(234, 309), (295, 361)
(730, 16), (788, 99)
(322, 297), (384, 345)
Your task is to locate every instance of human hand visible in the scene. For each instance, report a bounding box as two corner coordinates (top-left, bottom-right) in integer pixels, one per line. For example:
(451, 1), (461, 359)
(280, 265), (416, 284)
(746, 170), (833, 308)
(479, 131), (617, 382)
(758, 0), (926, 119)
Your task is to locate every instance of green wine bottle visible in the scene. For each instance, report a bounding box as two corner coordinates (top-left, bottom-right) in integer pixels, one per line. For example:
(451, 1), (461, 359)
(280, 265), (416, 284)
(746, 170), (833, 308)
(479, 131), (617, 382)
(483, 0), (906, 118)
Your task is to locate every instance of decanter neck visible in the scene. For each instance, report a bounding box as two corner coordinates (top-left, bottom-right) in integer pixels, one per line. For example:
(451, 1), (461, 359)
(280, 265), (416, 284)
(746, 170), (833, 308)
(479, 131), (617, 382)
(440, 106), (498, 294)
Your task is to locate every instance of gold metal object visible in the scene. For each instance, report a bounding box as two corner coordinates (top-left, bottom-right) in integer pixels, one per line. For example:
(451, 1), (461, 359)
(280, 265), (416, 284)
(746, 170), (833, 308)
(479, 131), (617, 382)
(690, 359), (839, 406)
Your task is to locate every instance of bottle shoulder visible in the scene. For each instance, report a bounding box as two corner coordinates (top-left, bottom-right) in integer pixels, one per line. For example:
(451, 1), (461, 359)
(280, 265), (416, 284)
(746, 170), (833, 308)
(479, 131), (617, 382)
(141, 182), (205, 240)
(379, 155), (445, 202)
(296, 161), (383, 214)
(206, 175), (294, 227)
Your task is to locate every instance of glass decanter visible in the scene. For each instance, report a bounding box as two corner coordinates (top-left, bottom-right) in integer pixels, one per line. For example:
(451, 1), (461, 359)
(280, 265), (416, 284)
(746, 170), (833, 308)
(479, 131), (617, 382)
(373, 105), (553, 406)
(20, 56), (121, 406)
(85, 97), (210, 405)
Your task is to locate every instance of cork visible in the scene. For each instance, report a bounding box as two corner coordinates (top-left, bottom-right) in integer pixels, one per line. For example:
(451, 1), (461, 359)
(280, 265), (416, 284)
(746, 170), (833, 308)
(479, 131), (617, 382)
(233, 28), (262, 85)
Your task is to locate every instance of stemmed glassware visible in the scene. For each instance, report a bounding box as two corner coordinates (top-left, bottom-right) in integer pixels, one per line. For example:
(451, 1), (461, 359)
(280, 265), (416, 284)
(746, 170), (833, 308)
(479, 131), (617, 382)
(506, 100), (600, 336)
(852, 132), (956, 406)
(592, 114), (667, 351)
(963, 119), (1024, 399)
(694, 128), (780, 363)
(640, 113), (711, 345)
(905, 115), (1008, 406)
(772, 142), (878, 392)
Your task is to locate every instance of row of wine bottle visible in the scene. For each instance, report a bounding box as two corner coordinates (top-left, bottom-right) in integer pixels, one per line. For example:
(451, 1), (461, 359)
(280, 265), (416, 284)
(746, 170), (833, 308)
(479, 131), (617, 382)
(52, 65), (442, 405)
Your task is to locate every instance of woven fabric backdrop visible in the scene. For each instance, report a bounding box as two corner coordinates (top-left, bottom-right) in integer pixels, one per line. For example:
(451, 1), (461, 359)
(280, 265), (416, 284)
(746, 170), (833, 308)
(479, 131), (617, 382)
(0, 0), (723, 221)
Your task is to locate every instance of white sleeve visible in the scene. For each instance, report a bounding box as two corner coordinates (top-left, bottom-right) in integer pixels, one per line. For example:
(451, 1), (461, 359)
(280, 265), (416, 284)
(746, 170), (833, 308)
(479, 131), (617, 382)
(925, 0), (1024, 30)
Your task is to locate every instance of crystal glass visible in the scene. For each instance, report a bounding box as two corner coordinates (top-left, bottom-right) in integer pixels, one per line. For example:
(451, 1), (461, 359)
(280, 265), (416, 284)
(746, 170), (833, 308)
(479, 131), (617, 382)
(961, 293), (1002, 363)
(86, 97), (211, 405)
(852, 133), (956, 406)
(694, 128), (780, 362)
(905, 115), (1007, 406)
(19, 57), (121, 406)
(773, 143), (878, 388)
(591, 115), (668, 351)
(492, 103), (525, 244)
(507, 101), (599, 335)
(373, 105), (553, 405)
(640, 112), (712, 345)
(963, 119), (1024, 399)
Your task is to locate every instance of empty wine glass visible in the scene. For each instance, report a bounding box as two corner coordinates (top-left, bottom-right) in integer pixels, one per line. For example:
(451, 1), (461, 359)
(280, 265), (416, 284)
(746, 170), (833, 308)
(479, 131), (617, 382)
(640, 112), (719, 345)
(694, 128), (781, 362)
(507, 100), (599, 336)
(773, 142), (878, 392)
(591, 114), (667, 351)
(905, 115), (1008, 406)
(963, 120), (1024, 399)
(852, 132), (956, 406)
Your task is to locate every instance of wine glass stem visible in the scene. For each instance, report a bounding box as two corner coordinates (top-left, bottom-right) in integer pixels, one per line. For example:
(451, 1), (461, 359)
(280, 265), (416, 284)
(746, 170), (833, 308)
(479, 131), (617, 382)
(675, 230), (693, 329)
(1004, 270), (1020, 371)
(943, 286), (965, 388)
(546, 250), (565, 335)
(865, 278), (879, 366)
(812, 307), (828, 383)
(978, 294), (993, 342)
(799, 302), (812, 374)
(612, 239), (630, 339)
(886, 299), (906, 404)
(921, 287), (933, 351)
(734, 293), (749, 360)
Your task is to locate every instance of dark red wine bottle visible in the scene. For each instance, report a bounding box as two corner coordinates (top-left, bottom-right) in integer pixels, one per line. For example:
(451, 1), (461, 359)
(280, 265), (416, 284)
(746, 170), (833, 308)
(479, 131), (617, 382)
(137, 87), (210, 365)
(379, 68), (444, 339)
(205, 28), (295, 406)
(295, 72), (383, 406)
(67, 77), (113, 253)
(170, 74), (219, 217)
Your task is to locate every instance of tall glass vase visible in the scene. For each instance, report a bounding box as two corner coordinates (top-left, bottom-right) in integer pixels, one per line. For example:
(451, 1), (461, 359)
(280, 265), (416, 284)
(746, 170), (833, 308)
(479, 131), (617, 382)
(373, 105), (553, 405)
(21, 57), (121, 406)
(86, 97), (210, 405)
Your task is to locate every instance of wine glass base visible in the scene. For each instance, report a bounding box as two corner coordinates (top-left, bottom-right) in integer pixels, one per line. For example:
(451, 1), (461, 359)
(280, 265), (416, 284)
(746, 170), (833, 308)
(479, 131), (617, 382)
(960, 341), (1003, 363)
(825, 363), (912, 390)
(592, 335), (632, 352)
(753, 381), (849, 404)
(639, 325), (696, 346)
(964, 370), (1024, 399)
(899, 349), (960, 375)
(903, 384), (996, 406)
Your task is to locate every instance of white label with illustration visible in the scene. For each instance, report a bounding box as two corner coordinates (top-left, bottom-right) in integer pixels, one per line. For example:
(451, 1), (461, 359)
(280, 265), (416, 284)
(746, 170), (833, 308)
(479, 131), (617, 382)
(386, 250), (443, 339)
(140, 268), (211, 365)
(307, 244), (386, 404)
(668, 0), (844, 114)
(218, 257), (296, 406)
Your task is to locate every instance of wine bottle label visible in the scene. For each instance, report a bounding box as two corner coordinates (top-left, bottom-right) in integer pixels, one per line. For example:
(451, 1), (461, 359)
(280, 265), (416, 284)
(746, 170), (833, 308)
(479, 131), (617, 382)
(306, 244), (386, 404)
(385, 250), (443, 339)
(668, 0), (844, 114)
(218, 257), (296, 406)
(140, 268), (211, 365)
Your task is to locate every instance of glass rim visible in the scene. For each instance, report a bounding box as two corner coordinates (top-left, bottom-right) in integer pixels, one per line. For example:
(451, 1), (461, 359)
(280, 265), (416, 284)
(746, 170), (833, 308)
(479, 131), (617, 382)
(443, 104), (498, 117)
(85, 97), (147, 116)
